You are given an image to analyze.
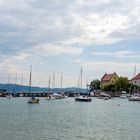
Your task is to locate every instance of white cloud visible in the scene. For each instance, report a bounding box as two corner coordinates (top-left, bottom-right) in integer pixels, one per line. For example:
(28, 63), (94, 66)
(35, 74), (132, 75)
(93, 51), (140, 58)
(0, 0), (140, 52)
(36, 43), (83, 56)
(0, 59), (23, 75)
(74, 60), (140, 78)
(14, 53), (30, 60)
(0, 0), (140, 87)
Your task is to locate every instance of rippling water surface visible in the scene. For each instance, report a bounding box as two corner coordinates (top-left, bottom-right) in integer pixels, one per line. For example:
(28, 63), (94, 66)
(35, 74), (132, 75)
(0, 97), (140, 140)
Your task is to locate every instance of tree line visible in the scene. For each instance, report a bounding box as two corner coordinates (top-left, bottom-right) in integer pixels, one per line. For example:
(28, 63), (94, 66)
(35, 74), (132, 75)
(89, 77), (140, 93)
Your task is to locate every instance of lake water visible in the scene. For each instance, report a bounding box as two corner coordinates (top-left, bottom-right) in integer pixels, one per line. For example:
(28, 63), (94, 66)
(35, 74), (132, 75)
(0, 97), (140, 140)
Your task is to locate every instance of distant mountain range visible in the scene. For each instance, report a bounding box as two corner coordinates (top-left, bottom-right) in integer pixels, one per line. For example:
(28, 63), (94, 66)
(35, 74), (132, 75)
(0, 83), (87, 93)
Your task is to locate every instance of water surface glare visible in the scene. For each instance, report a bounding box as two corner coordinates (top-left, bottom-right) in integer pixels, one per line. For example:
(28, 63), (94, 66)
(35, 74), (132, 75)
(0, 97), (140, 140)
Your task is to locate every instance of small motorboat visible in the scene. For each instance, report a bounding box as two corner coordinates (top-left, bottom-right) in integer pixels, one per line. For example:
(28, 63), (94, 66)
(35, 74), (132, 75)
(120, 91), (130, 99)
(129, 96), (140, 101)
(52, 92), (61, 99)
(28, 97), (39, 104)
(45, 95), (55, 100)
(128, 93), (140, 101)
(104, 97), (110, 100)
(75, 95), (92, 102)
(6, 94), (12, 99)
(120, 94), (128, 99)
(98, 92), (111, 99)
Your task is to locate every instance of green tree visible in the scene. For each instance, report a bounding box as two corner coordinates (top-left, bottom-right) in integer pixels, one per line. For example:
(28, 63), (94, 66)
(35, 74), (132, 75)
(103, 84), (115, 92)
(115, 77), (129, 92)
(89, 79), (101, 91)
(128, 83), (138, 93)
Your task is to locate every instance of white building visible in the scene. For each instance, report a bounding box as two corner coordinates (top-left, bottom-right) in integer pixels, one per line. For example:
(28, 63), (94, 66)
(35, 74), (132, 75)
(131, 72), (140, 87)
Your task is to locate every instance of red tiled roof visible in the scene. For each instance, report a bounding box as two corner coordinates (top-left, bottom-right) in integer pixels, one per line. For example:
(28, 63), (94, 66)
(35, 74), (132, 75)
(132, 72), (140, 80)
(103, 74), (112, 81)
(101, 73), (117, 81)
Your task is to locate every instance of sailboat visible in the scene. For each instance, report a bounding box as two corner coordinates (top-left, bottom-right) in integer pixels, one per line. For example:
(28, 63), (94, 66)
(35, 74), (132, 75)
(6, 75), (13, 99)
(45, 76), (55, 100)
(12, 74), (18, 97)
(59, 72), (66, 98)
(128, 65), (140, 101)
(51, 71), (61, 99)
(75, 68), (92, 102)
(27, 65), (39, 104)
(19, 72), (24, 97)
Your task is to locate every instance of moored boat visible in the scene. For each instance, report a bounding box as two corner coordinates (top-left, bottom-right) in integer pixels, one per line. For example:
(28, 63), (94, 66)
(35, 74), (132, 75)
(52, 92), (61, 99)
(104, 97), (110, 100)
(6, 93), (12, 99)
(129, 93), (140, 101)
(27, 65), (40, 104)
(45, 95), (55, 100)
(98, 92), (111, 99)
(120, 91), (130, 99)
(129, 96), (140, 101)
(75, 68), (92, 102)
(75, 95), (92, 102)
(28, 97), (39, 103)
(120, 94), (129, 99)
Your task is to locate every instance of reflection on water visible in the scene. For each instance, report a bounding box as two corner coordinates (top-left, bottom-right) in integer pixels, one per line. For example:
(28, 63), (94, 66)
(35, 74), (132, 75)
(0, 97), (140, 140)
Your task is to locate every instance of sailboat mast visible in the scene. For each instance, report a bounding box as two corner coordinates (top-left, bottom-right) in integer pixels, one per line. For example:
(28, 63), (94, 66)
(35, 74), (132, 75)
(21, 72), (23, 93)
(60, 72), (63, 89)
(52, 70), (55, 89)
(77, 70), (81, 93)
(28, 65), (32, 94)
(21, 72), (23, 86)
(77, 67), (83, 93)
(7, 75), (10, 93)
(14, 74), (17, 93)
(60, 72), (63, 93)
(80, 68), (83, 92)
(86, 77), (88, 93)
(48, 76), (51, 93)
(8, 75), (10, 84)
(134, 65), (136, 92)
(15, 74), (17, 85)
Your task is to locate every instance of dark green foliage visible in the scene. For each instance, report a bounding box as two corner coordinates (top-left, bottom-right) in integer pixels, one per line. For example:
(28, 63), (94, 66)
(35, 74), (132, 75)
(115, 77), (129, 92)
(103, 84), (115, 92)
(89, 79), (101, 91)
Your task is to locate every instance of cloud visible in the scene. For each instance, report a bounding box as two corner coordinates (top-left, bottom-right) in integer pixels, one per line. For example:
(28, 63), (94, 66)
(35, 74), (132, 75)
(0, 0), (140, 87)
(13, 53), (30, 60)
(75, 59), (140, 78)
(93, 51), (140, 58)
(36, 42), (83, 56)
(0, 59), (23, 75)
(0, 0), (140, 56)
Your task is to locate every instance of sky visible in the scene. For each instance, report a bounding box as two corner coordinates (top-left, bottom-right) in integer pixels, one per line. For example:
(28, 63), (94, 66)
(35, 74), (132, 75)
(0, 0), (140, 88)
